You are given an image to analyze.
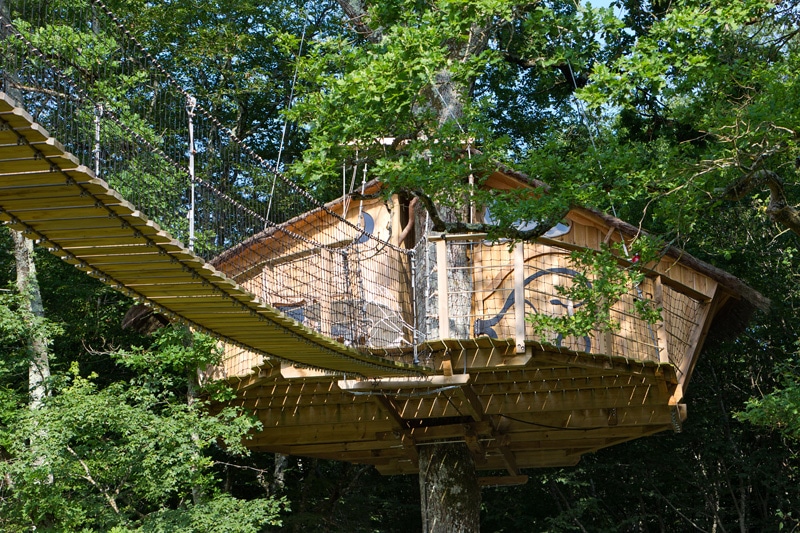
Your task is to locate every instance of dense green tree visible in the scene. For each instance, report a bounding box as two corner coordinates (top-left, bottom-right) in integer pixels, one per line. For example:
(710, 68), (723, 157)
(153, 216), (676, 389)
(4, 0), (800, 530)
(0, 239), (287, 530)
(283, 0), (800, 530)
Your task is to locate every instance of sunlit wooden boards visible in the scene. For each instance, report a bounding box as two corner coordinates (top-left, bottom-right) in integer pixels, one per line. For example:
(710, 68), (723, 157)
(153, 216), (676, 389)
(0, 91), (421, 378)
(225, 341), (684, 475)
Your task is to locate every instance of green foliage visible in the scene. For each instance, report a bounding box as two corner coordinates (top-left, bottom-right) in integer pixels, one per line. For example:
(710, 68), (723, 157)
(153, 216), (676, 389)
(287, 0), (513, 203)
(115, 326), (222, 376)
(0, 288), (63, 364)
(577, 0), (800, 238)
(0, 356), (276, 532)
(113, 493), (287, 533)
(738, 353), (800, 440)
(529, 239), (662, 338)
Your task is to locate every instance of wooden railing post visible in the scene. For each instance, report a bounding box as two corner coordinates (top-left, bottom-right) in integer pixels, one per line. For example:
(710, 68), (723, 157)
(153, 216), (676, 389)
(319, 248), (332, 338)
(653, 276), (671, 365)
(513, 243), (526, 353)
(436, 238), (450, 339)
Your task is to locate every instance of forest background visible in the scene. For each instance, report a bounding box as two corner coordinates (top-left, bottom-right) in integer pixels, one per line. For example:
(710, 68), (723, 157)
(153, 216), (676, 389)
(0, 0), (799, 531)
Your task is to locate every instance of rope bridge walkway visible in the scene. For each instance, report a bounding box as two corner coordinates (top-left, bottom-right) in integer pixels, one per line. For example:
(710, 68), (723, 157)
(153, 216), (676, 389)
(0, 0), (423, 377)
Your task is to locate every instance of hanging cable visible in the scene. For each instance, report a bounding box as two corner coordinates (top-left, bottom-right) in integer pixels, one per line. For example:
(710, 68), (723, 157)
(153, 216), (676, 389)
(266, 19), (307, 223)
(187, 95), (197, 250)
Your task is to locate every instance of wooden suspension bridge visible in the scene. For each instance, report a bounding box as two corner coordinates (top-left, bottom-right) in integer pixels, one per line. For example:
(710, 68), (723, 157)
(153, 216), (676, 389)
(0, 92), (419, 378)
(0, 0), (768, 484)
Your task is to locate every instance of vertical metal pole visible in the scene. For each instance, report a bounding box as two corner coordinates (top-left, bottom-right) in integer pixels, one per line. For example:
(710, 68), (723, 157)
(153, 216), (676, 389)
(93, 103), (103, 177)
(410, 248), (419, 364)
(186, 95), (197, 251)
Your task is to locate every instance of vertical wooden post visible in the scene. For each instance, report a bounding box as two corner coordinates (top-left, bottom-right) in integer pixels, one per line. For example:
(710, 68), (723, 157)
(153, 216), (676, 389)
(679, 284), (719, 385)
(513, 243), (526, 353)
(599, 297), (614, 357)
(653, 276), (670, 365)
(436, 238), (450, 339)
(319, 248), (332, 338)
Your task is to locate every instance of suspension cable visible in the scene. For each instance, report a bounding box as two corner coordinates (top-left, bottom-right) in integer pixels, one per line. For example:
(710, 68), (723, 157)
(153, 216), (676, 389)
(267, 18), (307, 222)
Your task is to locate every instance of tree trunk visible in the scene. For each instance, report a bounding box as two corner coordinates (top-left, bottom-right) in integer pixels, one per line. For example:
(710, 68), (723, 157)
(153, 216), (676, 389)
(332, 4), (490, 529)
(418, 442), (481, 533)
(186, 342), (206, 506)
(12, 230), (50, 408)
(13, 230), (53, 484)
(271, 453), (288, 495)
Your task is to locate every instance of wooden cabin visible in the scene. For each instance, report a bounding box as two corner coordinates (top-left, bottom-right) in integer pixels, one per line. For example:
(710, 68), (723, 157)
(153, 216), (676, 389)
(209, 169), (766, 481)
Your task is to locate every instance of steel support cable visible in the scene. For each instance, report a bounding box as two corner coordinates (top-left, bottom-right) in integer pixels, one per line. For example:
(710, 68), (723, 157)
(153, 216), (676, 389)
(267, 18), (307, 222)
(89, 0), (409, 256)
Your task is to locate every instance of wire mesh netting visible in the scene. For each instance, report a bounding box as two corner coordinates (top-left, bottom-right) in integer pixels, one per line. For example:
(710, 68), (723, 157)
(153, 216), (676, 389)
(0, 0), (416, 353)
(417, 237), (704, 367)
(661, 285), (704, 371)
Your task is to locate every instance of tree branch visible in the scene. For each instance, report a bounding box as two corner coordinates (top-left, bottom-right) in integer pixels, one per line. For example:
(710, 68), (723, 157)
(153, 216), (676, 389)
(503, 53), (589, 88)
(66, 445), (120, 514)
(720, 169), (800, 237)
(335, 0), (382, 43)
(410, 188), (568, 241)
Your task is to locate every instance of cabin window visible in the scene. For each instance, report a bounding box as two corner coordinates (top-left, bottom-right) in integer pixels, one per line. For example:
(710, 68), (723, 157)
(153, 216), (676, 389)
(483, 207), (571, 238)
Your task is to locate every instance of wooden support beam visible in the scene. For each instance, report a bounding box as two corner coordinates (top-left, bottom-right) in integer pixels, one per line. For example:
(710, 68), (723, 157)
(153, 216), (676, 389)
(377, 421), (493, 444)
(514, 243), (526, 353)
(464, 426), (488, 465)
(401, 432), (420, 466)
(472, 366), (670, 385)
(394, 383), (663, 419)
(247, 419), (399, 447)
(281, 365), (332, 380)
(653, 276), (671, 365)
(478, 475), (529, 488)
(375, 395), (409, 430)
(496, 436), (521, 476)
(678, 283), (720, 388)
(455, 385), (485, 422)
(337, 374), (470, 392)
(441, 357), (454, 376)
(448, 344), (531, 369)
(476, 376), (658, 396)
(530, 349), (672, 380)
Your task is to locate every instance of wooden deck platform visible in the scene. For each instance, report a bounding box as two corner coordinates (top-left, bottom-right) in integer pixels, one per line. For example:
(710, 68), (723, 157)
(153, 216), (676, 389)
(0, 92), (421, 378)
(228, 337), (687, 476)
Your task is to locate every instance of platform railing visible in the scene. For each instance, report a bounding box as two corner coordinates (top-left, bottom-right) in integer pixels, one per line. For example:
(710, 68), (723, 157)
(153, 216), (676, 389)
(420, 234), (707, 370)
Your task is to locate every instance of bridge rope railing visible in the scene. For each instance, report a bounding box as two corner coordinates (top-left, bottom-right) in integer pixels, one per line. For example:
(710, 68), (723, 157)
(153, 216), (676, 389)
(0, 0), (419, 352)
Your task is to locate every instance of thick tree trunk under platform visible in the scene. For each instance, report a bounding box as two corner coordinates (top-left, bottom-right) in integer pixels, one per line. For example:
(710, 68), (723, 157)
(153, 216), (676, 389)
(418, 442), (481, 533)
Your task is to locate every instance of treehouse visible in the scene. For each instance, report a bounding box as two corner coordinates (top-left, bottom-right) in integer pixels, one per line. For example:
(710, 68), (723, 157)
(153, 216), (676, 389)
(209, 169), (766, 482)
